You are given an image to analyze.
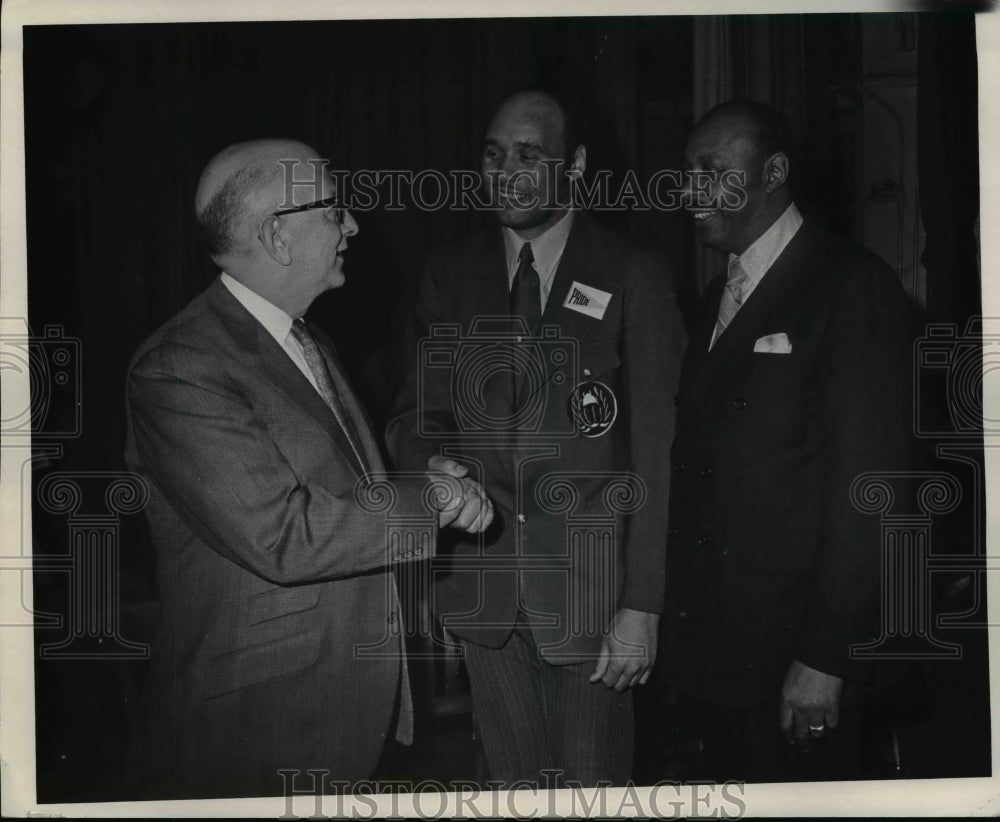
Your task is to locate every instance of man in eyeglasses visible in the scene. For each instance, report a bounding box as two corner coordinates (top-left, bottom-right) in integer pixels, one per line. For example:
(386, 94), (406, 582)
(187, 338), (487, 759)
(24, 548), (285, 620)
(124, 139), (492, 799)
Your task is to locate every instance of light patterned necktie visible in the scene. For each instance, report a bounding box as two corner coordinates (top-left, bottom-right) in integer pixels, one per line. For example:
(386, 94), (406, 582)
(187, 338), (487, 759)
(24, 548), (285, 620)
(711, 256), (750, 350)
(289, 319), (369, 475)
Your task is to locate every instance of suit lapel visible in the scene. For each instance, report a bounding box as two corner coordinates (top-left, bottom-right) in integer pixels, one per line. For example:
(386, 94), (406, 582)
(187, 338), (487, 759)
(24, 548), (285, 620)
(207, 280), (369, 479)
(681, 220), (822, 424)
(452, 218), (620, 420)
(513, 214), (619, 409)
(678, 277), (724, 416)
(541, 213), (619, 343)
(313, 327), (386, 475)
(455, 229), (511, 325)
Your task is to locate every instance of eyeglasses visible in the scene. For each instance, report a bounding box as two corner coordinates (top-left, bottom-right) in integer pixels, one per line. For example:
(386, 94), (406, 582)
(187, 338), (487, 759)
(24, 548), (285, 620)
(270, 195), (346, 225)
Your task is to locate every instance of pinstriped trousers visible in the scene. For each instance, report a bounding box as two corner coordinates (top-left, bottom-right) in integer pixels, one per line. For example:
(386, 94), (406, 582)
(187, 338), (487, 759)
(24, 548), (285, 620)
(461, 615), (634, 788)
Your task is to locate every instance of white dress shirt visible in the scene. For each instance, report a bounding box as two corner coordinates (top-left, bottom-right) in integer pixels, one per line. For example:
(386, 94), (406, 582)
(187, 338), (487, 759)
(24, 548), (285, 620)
(220, 272), (321, 395)
(502, 208), (575, 309)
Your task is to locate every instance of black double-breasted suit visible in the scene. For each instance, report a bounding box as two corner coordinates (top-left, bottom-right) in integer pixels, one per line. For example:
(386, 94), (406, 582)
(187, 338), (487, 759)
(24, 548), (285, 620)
(661, 219), (915, 710)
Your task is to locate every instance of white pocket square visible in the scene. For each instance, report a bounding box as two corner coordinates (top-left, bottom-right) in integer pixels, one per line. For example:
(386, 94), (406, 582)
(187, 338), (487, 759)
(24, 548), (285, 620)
(754, 332), (792, 354)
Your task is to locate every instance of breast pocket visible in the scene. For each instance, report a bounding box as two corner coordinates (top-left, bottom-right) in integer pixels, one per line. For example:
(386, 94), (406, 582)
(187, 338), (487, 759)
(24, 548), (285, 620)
(578, 340), (621, 381)
(748, 350), (796, 383)
(741, 351), (813, 429)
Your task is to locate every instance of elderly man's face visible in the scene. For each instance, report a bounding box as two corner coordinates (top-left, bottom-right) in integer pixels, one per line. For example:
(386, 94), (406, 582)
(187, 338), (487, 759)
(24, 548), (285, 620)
(279, 168), (358, 294)
(481, 94), (573, 236)
(684, 114), (773, 255)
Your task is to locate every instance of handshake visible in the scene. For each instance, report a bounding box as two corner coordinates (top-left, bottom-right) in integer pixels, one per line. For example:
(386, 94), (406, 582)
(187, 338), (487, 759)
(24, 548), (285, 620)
(425, 455), (494, 534)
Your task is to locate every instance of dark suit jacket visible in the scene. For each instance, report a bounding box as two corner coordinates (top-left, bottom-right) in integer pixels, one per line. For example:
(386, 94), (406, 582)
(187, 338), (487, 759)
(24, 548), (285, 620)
(387, 213), (687, 662)
(661, 219), (915, 709)
(124, 277), (428, 798)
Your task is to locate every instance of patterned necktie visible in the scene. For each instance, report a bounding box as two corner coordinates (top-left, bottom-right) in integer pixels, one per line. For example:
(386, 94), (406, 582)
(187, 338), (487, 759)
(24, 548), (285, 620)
(289, 319), (369, 475)
(510, 242), (541, 332)
(711, 256), (750, 350)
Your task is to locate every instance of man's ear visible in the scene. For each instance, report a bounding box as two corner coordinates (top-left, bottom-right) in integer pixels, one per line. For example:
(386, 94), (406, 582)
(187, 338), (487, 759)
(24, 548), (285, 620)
(257, 215), (293, 266)
(764, 152), (790, 194)
(567, 144), (587, 181)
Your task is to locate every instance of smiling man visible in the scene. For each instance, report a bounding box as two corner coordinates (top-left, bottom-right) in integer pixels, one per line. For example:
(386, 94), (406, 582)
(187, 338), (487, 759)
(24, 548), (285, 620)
(388, 90), (686, 786)
(661, 102), (915, 781)
(124, 139), (492, 799)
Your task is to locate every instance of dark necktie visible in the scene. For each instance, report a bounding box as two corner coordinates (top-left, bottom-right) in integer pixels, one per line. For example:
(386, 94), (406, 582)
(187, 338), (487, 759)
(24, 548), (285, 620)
(509, 242), (541, 333)
(289, 319), (369, 475)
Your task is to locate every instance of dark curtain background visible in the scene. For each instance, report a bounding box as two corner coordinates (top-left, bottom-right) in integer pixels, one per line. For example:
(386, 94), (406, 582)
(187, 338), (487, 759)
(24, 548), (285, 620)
(24, 18), (694, 463)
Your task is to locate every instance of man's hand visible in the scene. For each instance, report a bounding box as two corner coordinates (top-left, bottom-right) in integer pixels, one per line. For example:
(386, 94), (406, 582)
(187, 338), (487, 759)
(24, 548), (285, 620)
(589, 608), (659, 692)
(779, 659), (843, 749)
(426, 456), (494, 534)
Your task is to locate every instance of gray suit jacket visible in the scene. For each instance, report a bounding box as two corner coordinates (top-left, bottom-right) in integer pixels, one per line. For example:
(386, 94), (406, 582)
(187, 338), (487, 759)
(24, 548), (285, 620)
(125, 277), (427, 798)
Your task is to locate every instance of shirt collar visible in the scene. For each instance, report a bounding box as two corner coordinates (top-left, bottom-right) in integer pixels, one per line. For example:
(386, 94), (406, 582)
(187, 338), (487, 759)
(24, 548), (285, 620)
(503, 208), (575, 284)
(220, 272), (296, 345)
(729, 202), (803, 288)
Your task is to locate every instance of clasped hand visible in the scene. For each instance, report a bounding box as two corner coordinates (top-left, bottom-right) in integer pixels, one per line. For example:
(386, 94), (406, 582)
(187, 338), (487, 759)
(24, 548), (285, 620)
(426, 456), (493, 534)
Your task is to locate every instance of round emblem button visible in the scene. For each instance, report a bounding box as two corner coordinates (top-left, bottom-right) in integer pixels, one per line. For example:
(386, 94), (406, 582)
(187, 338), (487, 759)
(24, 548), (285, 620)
(568, 380), (618, 438)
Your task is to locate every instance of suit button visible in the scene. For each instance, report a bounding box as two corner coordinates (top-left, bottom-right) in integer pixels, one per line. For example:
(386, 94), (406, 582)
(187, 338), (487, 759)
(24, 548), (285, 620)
(678, 610), (687, 619)
(672, 463), (685, 473)
(668, 528), (679, 537)
(697, 535), (709, 546)
(517, 513), (527, 524)
(721, 548), (728, 557)
(732, 398), (748, 410)
(700, 467), (713, 478)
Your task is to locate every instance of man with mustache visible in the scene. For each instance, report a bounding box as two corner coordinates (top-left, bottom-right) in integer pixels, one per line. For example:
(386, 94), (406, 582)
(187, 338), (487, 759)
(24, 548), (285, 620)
(662, 102), (914, 781)
(388, 90), (686, 786)
(125, 139), (492, 798)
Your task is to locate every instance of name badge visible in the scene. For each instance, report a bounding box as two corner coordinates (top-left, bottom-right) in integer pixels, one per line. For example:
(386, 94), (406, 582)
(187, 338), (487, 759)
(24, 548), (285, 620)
(563, 281), (612, 320)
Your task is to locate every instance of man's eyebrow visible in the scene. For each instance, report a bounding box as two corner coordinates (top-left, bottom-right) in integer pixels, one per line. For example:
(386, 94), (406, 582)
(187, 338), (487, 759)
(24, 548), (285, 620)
(483, 137), (546, 152)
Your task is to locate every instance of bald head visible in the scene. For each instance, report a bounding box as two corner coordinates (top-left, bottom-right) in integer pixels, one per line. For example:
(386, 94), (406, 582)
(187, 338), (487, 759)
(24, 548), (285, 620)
(692, 101), (795, 172)
(489, 89), (579, 160)
(195, 139), (319, 260)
